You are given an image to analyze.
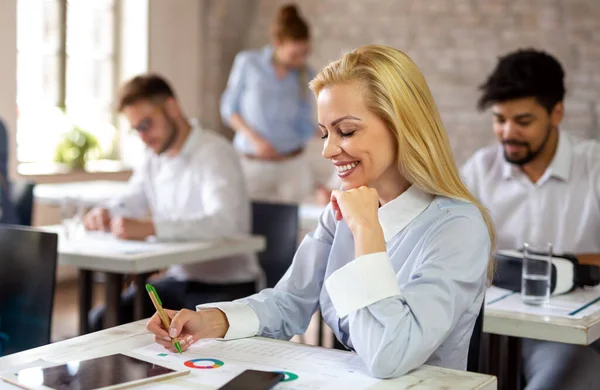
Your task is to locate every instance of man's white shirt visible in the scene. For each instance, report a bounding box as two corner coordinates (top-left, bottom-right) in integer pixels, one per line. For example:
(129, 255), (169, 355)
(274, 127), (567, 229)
(108, 120), (261, 284)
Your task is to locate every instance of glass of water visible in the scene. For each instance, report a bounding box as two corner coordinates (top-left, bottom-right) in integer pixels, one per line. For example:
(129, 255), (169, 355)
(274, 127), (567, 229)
(61, 196), (83, 241)
(521, 242), (552, 306)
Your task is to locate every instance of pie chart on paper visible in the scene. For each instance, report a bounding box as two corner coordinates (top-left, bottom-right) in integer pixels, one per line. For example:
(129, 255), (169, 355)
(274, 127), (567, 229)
(184, 358), (225, 369)
(273, 371), (299, 382)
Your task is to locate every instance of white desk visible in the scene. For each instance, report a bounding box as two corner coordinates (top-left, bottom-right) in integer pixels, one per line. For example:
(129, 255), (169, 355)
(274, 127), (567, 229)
(484, 286), (600, 345)
(34, 181), (129, 207)
(482, 286), (600, 390)
(43, 226), (266, 274)
(0, 321), (498, 389)
(484, 306), (600, 346)
(41, 226), (265, 334)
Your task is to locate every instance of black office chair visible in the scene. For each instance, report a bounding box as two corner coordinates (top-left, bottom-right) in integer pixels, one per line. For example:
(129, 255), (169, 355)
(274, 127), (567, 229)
(10, 180), (36, 226)
(0, 119), (19, 225)
(467, 303), (485, 372)
(0, 225), (58, 356)
(251, 201), (299, 288)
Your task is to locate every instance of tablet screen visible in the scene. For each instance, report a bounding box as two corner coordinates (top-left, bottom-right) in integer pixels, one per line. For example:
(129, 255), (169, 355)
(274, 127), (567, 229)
(13, 354), (177, 390)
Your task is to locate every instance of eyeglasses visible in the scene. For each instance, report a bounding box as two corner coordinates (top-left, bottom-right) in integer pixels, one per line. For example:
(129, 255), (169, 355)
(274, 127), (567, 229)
(130, 105), (162, 134)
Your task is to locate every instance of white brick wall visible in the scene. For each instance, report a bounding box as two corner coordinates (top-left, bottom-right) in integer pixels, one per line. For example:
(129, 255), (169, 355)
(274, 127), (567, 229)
(200, 0), (600, 167)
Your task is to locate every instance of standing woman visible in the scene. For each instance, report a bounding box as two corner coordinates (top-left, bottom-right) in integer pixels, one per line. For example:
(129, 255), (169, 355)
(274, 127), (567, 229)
(220, 4), (316, 204)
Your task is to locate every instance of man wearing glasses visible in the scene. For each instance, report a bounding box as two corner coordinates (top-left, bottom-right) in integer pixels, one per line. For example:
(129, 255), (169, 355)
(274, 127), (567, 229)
(83, 74), (260, 330)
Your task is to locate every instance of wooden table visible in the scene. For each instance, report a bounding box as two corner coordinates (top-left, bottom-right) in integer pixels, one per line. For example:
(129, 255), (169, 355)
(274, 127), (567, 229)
(0, 321), (498, 389)
(42, 226), (265, 334)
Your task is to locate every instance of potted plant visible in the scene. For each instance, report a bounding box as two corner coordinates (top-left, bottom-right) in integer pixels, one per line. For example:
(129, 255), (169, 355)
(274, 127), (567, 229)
(54, 124), (100, 171)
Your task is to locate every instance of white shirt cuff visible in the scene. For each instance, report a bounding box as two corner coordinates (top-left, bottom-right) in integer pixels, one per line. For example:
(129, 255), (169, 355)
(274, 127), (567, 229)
(325, 252), (401, 318)
(196, 302), (260, 340)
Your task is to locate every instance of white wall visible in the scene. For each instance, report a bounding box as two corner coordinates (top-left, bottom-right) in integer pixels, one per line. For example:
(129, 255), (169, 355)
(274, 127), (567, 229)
(119, 0), (149, 167)
(147, 0), (202, 119)
(120, 0), (148, 83)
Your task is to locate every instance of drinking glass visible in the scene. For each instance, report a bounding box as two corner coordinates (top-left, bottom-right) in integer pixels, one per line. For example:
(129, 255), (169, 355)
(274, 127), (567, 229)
(521, 242), (552, 306)
(61, 196), (83, 241)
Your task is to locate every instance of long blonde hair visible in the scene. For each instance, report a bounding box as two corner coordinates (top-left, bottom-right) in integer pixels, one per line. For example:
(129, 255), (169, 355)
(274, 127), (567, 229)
(309, 45), (495, 280)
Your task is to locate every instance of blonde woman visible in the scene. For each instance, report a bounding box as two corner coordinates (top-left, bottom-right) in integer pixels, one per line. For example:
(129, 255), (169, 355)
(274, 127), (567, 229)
(147, 45), (494, 378)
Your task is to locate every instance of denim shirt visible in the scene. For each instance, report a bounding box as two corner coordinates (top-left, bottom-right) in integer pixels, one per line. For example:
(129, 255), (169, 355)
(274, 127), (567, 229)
(220, 46), (316, 155)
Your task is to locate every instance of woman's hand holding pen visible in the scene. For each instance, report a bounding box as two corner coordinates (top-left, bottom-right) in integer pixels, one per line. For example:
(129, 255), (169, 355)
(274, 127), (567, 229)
(146, 308), (230, 353)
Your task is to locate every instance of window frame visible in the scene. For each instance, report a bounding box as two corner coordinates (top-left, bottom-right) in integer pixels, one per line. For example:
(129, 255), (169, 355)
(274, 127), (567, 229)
(16, 0), (123, 170)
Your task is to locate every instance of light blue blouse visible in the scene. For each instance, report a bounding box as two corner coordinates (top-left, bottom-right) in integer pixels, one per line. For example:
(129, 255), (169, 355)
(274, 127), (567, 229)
(199, 185), (490, 379)
(220, 46), (316, 155)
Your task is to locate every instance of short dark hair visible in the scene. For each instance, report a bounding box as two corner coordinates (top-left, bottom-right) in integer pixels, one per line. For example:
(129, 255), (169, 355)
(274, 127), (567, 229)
(117, 74), (176, 112)
(477, 48), (566, 113)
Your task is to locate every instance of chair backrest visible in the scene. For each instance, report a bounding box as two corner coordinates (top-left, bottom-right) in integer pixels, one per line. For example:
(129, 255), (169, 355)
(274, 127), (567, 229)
(0, 119), (19, 225)
(0, 226), (58, 356)
(251, 201), (299, 289)
(0, 119), (8, 179)
(10, 180), (36, 226)
(467, 303), (485, 372)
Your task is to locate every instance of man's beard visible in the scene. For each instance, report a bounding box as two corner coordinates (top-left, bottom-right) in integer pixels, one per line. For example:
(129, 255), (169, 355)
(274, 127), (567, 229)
(502, 124), (552, 166)
(157, 114), (178, 154)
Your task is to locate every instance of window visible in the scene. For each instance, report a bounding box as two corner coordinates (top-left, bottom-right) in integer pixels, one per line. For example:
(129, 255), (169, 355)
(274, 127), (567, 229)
(17, 0), (119, 168)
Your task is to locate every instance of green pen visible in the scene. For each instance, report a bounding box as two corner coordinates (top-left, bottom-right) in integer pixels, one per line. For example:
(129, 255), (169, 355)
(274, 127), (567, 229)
(146, 284), (183, 354)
